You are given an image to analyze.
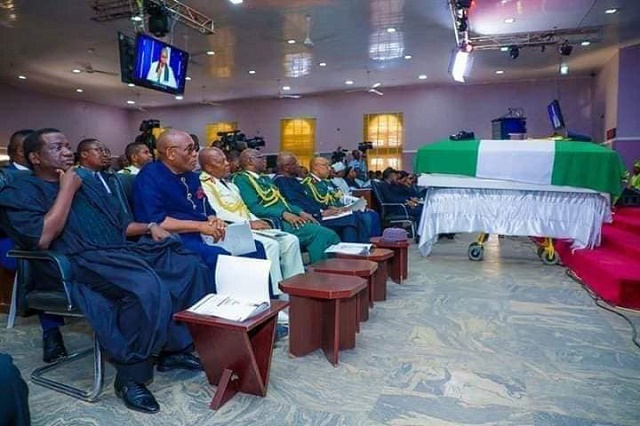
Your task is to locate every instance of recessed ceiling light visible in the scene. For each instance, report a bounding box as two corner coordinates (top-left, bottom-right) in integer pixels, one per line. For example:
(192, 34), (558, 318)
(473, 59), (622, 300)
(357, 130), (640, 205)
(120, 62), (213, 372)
(17, 75), (27, 80)
(185, 76), (192, 81)
(76, 88), (84, 93)
(319, 62), (327, 67)
(500, 46), (509, 52)
(287, 39), (296, 44)
(605, 8), (618, 14)
(581, 40), (591, 46)
(559, 64), (569, 75)
(404, 54), (413, 60)
(248, 70), (256, 74)
(282, 86), (291, 91)
(175, 95), (184, 100)
(126, 100), (135, 105)
(131, 15), (143, 22)
(386, 27), (396, 33)
(127, 83), (135, 87)
(496, 70), (505, 75)
(418, 74), (427, 80)
(72, 69), (82, 74)
(206, 50), (215, 56)
(345, 80), (354, 85)
(229, 0), (243, 4)
(504, 18), (515, 23)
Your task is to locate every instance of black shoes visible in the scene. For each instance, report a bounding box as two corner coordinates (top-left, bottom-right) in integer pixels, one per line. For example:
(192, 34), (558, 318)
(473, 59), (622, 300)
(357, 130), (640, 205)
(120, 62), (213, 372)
(157, 352), (203, 372)
(114, 381), (160, 414)
(42, 328), (68, 363)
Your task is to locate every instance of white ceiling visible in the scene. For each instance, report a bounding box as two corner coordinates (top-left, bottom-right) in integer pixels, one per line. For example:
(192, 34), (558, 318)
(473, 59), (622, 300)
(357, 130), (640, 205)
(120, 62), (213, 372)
(0, 0), (638, 109)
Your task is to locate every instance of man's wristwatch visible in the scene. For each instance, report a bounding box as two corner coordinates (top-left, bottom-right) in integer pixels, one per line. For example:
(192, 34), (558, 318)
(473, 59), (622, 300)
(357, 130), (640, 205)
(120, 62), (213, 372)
(147, 222), (158, 233)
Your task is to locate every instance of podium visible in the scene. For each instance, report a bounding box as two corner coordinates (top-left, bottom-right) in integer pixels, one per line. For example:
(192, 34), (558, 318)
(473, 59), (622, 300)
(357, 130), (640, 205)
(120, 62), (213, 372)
(174, 300), (288, 410)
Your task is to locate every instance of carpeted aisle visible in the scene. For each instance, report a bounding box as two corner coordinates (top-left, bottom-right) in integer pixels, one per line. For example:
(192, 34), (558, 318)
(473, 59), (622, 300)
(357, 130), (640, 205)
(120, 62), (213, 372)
(555, 207), (640, 309)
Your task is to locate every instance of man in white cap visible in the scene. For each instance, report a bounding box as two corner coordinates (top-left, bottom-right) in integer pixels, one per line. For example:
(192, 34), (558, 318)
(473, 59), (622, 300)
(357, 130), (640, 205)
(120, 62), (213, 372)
(331, 161), (351, 196)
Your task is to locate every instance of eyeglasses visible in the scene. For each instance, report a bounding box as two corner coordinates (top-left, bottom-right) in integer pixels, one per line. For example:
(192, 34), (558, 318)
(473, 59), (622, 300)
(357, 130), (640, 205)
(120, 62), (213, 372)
(167, 144), (196, 154)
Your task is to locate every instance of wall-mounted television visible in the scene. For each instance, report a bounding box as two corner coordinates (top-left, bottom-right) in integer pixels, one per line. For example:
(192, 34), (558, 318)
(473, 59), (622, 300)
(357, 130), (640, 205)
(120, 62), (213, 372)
(547, 99), (566, 132)
(132, 33), (189, 95)
(118, 32), (136, 85)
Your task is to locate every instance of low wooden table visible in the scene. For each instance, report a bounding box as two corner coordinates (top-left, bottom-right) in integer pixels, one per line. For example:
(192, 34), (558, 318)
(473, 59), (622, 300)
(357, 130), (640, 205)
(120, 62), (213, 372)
(334, 248), (394, 302)
(174, 300), (288, 410)
(279, 272), (367, 366)
(370, 237), (410, 284)
(308, 259), (377, 323)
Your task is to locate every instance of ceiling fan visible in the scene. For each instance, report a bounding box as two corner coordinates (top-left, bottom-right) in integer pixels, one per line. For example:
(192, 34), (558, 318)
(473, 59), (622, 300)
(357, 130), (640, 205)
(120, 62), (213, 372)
(346, 71), (384, 96)
(76, 62), (118, 76)
(303, 15), (315, 48)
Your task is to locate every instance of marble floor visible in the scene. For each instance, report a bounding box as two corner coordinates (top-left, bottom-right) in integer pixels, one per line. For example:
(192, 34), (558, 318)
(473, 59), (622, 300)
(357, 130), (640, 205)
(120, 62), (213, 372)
(2, 235), (640, 425)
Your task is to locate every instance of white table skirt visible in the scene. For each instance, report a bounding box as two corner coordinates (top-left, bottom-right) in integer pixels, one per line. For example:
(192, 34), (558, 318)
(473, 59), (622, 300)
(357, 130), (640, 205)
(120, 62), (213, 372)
(417, 187), (611, 256)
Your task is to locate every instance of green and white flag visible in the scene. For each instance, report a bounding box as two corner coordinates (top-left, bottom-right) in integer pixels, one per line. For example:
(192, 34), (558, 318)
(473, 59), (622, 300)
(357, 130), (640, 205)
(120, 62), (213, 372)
(414, 139), (626, 195)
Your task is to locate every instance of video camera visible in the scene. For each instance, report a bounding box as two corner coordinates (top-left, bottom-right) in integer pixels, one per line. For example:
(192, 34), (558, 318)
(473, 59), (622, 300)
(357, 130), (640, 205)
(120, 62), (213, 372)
(358, 141), (374, 152)
(214, 130), (266, 152)
(135, 119), (161, 158)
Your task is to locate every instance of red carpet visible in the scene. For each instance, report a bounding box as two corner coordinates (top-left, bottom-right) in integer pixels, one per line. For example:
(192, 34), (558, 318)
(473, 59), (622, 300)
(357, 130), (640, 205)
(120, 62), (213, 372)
(555, 207), (640, 309)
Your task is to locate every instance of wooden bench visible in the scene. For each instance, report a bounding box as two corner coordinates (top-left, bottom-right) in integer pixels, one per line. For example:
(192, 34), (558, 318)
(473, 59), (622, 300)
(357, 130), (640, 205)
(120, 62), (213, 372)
(279, 272), (366, 366)
(334, 248), (394, 302)
(370, 237), (410, 284)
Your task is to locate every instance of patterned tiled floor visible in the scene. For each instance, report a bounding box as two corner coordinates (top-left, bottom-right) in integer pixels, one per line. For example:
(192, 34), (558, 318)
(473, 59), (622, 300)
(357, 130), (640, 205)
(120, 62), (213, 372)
(2, 235), (640, 425)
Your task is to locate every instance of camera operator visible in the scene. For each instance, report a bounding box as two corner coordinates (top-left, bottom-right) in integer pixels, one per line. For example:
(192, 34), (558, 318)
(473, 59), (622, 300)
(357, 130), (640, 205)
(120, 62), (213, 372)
(135, 119), (161, 159)
(331, 146), (348, 165)
(349, 142), (372, 181)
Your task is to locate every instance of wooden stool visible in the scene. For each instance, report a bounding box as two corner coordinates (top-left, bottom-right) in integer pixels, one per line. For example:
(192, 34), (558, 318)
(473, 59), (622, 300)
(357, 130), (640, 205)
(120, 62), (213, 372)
(334, 248), (394, 302)
(174, 300), (288, 410)
(279, 272), (366, 366)
(309, 259), (377, 323)
(370, 237), (410, 284)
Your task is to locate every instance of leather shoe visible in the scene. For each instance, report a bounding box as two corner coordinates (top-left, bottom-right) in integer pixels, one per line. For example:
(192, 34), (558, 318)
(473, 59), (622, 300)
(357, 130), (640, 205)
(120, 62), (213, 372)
(157, 352), (203, 372)
(115, 381), (159, 414)
(43, 328), (68, 363)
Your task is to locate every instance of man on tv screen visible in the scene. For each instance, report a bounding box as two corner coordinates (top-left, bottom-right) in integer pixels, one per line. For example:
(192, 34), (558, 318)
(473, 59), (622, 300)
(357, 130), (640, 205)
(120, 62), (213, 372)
(146, 46), (177, 89)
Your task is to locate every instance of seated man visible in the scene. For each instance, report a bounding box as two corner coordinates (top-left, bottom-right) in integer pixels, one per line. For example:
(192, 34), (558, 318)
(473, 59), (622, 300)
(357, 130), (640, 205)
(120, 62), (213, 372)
(198, 147), (304, 295)
(233, 149), (340, 264)
(304, 156), (381, 240)
(118, 141), (153, 175)
(274, 153), (366, 243)
(330, 162), (351, 195)
(133, 130), (267, 277)
(0, 129), (213, 414)
(377, 167), (423, 222)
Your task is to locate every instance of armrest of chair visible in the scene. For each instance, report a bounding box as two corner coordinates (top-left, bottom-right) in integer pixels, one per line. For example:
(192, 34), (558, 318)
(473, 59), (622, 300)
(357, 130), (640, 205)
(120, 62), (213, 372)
(8, 249), (74, 310)
(379, 202), (411, 218)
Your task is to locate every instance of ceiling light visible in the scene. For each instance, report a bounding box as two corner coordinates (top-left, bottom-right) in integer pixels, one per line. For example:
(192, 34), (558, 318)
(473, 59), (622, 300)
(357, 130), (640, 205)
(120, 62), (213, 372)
(175, 95), (183, 100)
(228, 0), (243, 4)
(131, 15), (143, 22)
(418, 74), (427, 80)
(404, 54), (412, 59)
(206, 50), (215, 56)
(127, 83), (135, 87)
(451, 50), (470, 82)
(17, 75), (26, 80)
(605, 8), (618, 14)
(287, 39), (296, 44)
(500, 46), (509, 52)
(248, 70), (256, 74)
(581, 40), (591, 47)
(319, 62), (327, 67)
(386, 27), (396, 33)
(76, 88), (84, 93)
(559, 64), (569, 75)
(495, 70), (504, 75)
(72, 69), (82, 74)
(282, 86), (291, 91)
(126, 100), (135, 105)
(504, 18), (515, 24)
(345, 80), (354, 85)
(185, 76), (192, 81)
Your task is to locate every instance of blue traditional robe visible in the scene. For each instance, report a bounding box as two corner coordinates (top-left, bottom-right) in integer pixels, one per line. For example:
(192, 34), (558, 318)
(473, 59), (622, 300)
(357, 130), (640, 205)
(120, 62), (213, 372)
(0, 171), (213, 364)
(132, 161), (267, 278)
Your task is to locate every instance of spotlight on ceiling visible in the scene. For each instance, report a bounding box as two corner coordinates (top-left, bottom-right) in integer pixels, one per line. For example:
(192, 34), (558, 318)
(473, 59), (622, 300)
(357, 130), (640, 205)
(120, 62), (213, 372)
(457, 16), (468, 32)
(559, 41), (573, 56)
(509, 45), (520, 60)
(146, 1), (170, 37)
(455, 0), (472, 8)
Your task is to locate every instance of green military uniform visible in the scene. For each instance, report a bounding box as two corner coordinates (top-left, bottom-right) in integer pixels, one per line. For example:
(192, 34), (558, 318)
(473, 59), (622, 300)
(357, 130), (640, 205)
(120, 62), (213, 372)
(233, 170), (340, 263)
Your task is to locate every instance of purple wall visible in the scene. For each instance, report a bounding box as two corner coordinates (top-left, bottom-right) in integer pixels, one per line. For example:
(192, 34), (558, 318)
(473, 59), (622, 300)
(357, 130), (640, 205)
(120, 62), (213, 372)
(130, 77), (595, 165)
(0, 84), (130, 153)
(617, 44), (640, 138)
(592, 51), (619, 141)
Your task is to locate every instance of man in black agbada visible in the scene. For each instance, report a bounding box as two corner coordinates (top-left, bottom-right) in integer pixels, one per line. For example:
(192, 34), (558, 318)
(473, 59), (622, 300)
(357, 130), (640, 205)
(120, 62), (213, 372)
(0, 129), (214, 414)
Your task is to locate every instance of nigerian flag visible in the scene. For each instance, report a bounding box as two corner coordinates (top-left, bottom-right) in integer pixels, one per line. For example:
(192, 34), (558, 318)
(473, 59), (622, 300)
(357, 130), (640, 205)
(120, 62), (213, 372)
(414, 139), (626, 195)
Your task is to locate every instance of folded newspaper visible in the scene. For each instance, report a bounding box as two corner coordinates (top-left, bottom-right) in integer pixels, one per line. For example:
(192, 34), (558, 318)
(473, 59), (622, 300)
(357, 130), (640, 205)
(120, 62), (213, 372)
(188, 294), (269, 322)
(325, 242), (373, 255)
(342, 195), (367, 212)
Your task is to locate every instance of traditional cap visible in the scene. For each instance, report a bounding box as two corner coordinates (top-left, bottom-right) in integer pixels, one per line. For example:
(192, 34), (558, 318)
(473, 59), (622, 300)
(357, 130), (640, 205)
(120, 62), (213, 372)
(331, 162), (346, 172)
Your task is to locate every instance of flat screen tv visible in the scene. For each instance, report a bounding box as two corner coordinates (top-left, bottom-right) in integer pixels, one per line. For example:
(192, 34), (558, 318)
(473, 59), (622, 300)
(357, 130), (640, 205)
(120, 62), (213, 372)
(547, 99), (566, 132)
(118, 32), (136, 85)
(132, 33), (189, 95)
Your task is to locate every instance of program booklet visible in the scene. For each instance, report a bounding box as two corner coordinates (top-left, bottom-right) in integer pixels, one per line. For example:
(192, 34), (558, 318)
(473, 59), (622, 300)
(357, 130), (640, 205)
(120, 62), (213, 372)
(188, 294), (269, 322)
(325, 242), (373, 255)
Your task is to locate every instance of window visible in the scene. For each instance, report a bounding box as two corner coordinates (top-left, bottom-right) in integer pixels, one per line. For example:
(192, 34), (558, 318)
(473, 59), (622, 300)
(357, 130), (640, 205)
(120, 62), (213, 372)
(205, 122), (238, 146)
(280, 118), (316, 168)
(363, 112), (404, 171)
